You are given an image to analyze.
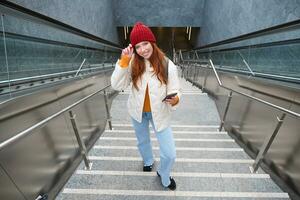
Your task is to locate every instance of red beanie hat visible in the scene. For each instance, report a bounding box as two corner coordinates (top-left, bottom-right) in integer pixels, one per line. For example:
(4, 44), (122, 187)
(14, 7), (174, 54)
(130, 22), (156, 47)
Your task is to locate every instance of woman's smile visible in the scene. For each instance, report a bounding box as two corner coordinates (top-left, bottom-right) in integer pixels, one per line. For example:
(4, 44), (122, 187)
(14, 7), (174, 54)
(135, 41), (153, 59)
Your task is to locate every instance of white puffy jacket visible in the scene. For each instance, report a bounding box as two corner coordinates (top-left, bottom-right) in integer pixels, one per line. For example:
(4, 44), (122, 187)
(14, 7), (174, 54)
(111, 57), (181, 132)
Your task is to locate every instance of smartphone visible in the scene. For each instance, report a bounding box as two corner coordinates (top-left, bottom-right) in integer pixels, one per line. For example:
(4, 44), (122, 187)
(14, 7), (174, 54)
(162, 93), (177, 102)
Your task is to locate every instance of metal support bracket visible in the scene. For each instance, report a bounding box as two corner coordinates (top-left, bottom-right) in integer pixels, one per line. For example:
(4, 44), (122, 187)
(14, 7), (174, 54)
(69, 110), (92, 170)
(219, 91), (233, 131)
(104, 89), (113, 130)
(202, 68), (208, 92)
(250, 113), (286, 173)
(35, 194), (48, 200)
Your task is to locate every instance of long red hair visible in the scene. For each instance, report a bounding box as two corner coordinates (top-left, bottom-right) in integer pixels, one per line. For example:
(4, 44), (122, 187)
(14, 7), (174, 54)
(131, 43), (167, 90)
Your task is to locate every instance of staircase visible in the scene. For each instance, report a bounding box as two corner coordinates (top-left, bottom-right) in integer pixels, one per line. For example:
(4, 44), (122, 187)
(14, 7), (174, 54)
(57, 78), (290, 200)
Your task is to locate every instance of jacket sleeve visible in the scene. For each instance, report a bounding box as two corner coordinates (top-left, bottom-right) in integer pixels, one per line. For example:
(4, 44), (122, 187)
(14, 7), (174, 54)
(167, 60), (182, 109)
(111, 59), (132, 91)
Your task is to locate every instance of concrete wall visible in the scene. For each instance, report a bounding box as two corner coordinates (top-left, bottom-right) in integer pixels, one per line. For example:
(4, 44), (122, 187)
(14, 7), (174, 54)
(113, 0), (205, 27)
(9, 0), (119, 44)
(199, 0), (300, 47)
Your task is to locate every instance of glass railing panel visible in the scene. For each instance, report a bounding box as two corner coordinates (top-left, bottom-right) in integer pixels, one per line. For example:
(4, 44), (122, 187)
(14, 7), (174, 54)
(3, 35), (119, 80)
(5, 35), (80, 79)
(248, 43), (300, 79)
(195, 42), (300, 82)
(209, 49), (251, 72)
(195, 51), (209, 61)
(193, 49), (252, 74)
(0, 14), (12, 97)
(0, 6), (120, 100)
(191, 21), (300, 83)
(181, 51), (198, 60)
(181, 51), (189, 60)
(0, 15), (8, 83)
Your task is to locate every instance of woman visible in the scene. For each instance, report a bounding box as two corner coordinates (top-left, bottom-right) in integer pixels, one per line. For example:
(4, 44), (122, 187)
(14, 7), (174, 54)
(111, 22), (181, 190)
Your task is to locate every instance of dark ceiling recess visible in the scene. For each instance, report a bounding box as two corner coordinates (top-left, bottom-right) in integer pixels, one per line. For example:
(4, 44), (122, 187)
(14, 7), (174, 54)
(117, 27), (199, 57)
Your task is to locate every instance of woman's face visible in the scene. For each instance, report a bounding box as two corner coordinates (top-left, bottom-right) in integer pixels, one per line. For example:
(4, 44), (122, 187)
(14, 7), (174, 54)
(135, 41), (153, 59)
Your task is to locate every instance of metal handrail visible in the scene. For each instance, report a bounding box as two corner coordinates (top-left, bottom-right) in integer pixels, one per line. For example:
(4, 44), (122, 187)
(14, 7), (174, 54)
(214, 67), (300, 82)
(0, 84), (111, 151)
(0, 64), (113, 85)
(182, 59), (300, 83)
(207, 59), (300, 118)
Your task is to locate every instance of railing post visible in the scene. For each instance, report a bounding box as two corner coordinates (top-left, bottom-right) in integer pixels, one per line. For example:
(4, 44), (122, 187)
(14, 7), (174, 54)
(104, 89), (113, 130)
(219, 91), (233, 131)
(188, 63), (190, 78)
(192, 64), (196, 86)
(179, 50), (183, 63)
(250, 113), (286, 173)
(195, 51), (199, 60)
(193, 64), (198, 83)
(202, 66), (208, 92)
(68, 110), (92, 170)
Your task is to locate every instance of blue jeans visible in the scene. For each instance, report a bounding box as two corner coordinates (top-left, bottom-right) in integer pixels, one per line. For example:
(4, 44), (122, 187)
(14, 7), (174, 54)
(131, 112), (176, 187)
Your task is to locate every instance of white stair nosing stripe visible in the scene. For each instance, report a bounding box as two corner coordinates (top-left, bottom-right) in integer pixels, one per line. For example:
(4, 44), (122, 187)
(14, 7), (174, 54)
(106, 130), (227, 134)
(120, 93), (206, 95)
(121, 90), (202, 92)
(181, 90), (203, 92)
(75, 170), (270, 178)
(93, 145), (244, 152)
(100, 137), (234, 142)
(182, 92), (204, 93)
(62, 189), (289, 198)
(88, 156), (253, 163)
(122, 90), (202, 92)
(111, 124), (219, 128)
(181, 93), (207, 95)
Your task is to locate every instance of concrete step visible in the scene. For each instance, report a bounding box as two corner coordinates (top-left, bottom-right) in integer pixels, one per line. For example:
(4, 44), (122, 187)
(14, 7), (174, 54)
(99, 136), (234, 142)
(58, 193), (289, 200)
(95, 138), (241, 148)
(110, 123), (221, 132)
(88, 147), (250, 159)
(103, 130), (231, 139)
(58, 172), (289, 199)
(77, 159), (264, 174)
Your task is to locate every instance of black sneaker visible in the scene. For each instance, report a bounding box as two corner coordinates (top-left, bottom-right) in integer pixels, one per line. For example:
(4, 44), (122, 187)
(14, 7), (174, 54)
(143, 164), (153, 172)
(168, 177), (176, 190)
(156, 171), (176, 190)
